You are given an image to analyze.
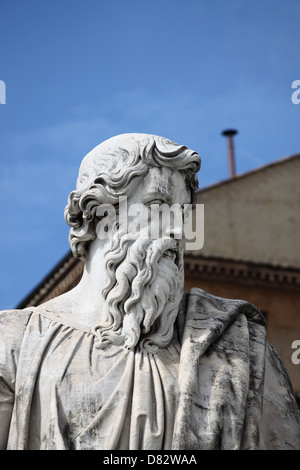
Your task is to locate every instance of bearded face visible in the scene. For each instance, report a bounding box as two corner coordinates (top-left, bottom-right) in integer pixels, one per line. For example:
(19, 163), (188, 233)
(89, 165), (192, 353)
(92, 232), (184, 352)
(65, 135), (200, 352)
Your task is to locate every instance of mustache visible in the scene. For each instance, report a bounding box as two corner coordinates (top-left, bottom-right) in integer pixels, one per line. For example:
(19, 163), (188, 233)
(147, 237), (180, 266)
(103, 236), (181, 297)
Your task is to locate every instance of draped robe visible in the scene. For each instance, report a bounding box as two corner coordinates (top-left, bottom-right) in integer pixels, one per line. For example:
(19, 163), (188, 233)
(1, 288), (300, 450)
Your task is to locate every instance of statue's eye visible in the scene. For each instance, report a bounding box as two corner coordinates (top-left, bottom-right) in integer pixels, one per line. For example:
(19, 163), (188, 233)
(148, 199), (165, 206)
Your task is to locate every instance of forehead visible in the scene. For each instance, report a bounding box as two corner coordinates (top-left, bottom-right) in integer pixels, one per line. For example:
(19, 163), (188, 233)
(133, 166), (191, 204)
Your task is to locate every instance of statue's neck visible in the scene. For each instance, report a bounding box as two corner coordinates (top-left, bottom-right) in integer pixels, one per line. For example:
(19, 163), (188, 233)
(71, 237), (111, 315)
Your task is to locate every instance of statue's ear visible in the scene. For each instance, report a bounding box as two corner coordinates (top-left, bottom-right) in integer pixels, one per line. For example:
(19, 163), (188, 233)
(64, 190), (82, 228)
(67, 190), (81, 215)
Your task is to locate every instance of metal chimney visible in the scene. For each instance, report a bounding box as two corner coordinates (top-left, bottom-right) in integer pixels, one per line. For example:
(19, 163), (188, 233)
(222, 129), (238, 178)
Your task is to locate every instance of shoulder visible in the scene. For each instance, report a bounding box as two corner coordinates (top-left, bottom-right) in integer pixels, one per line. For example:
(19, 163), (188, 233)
(0, 308), (33, 344)
(0, 309), (34, 387)
(0, 307), (33, 325)
(188, 287), (265, 326)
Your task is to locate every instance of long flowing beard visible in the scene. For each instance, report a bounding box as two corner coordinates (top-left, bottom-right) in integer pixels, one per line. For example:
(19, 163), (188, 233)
(92, 231), (184, 353)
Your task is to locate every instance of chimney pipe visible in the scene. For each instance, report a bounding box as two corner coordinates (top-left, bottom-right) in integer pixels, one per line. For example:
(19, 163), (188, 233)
(222, 129), (238, 178)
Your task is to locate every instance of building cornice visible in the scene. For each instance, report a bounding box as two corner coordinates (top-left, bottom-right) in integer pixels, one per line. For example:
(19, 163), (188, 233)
(17, 251), (300, 309)
(185, 254), (300, 291)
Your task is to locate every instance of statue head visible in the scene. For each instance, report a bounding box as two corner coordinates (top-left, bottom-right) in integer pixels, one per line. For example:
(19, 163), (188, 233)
(64, 133), (201, 352)
(65, 133), (200, 259)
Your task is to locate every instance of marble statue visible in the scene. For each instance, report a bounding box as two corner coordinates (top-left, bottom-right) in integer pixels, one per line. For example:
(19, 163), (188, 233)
(1, 133), (300, 450)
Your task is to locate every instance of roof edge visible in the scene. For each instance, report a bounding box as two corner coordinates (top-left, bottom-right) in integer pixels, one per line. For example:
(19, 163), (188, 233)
(197, 152), (300, 195)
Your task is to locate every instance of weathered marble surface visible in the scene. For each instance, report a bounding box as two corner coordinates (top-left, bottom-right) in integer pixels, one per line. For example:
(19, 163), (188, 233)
(1, 134), (299, 450)
(1, 288), (299, 449)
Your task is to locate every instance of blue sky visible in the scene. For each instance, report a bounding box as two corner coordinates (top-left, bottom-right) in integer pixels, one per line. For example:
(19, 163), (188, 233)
(0, 0), (299, 309)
